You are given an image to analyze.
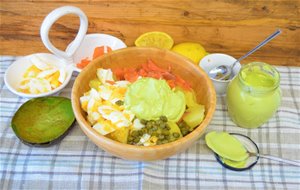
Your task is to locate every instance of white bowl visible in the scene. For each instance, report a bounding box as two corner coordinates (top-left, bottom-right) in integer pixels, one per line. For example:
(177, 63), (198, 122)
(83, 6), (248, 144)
(68, 34), (127, 66)
(4, 53), (73, 98)
(199, 53), (241, 95)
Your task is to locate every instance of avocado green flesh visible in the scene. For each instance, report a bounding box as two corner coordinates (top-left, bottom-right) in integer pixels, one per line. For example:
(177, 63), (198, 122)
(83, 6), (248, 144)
(124, 78), (186, 122)
(205, 131), (248, 162)
(11, 97), (75, 144)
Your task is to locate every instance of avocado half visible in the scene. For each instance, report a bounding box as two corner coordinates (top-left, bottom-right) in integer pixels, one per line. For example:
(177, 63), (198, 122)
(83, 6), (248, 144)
(11, 96), (75, 146)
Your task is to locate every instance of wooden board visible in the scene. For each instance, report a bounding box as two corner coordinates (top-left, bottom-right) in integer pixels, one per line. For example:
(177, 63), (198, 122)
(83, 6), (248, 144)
(0, 0), (299, 66)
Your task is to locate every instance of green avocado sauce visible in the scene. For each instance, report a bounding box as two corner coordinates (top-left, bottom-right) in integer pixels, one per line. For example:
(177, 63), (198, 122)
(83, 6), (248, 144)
(227, 62), (281, 128)
(124, 77), (186, 122)
(241, 66), (276, 88)
(205, 131), (248, 162)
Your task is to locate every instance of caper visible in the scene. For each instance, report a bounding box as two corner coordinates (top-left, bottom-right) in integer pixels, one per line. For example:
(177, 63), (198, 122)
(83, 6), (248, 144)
(162, 130), (170, 136)
(151, 120), (156, 126)
(160, 115), (168, 122)
(134, 137), (140, 143)
(158, 134), (165, 140)
(152, 126), (158, 131)
(165, 135), (170, 140)
(181, 129), (188, 136)
(179, 121), (188, 128)
(146, 124), (152, 130)
(146, 121), (152, 127)
(131, 130), (138, 137)
(162, 139), (168, 144)
(159, 123), (166, 129)
(173, 132), (180, 138)
(142, 128), (147, 134)
(165, 124), (170, 130)
(115, 100), (124, 106)
(140, 119), (147, 125)
(155, 120), (161, 125)
(138, 130), (143, 136)
(152, 132), (158, 137)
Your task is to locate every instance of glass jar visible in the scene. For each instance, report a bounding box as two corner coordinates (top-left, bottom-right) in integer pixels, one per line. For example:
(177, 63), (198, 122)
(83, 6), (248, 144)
(226, 62), (281, 128)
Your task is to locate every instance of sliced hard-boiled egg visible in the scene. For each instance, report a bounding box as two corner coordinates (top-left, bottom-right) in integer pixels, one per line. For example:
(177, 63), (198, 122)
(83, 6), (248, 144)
(144, 136), (158, 146)
(138, 134), (151, 145)
(58, 67), (66, 83)
(93, 122), (115, 135)
(97, 68), (114, 84)
(98, 85), (112, 100)
(80, 68), (136, 136)
(137, 134), (158, 146)
(23, 65), (41, 78)
(30, 55), (51, 70)
(114, 80), (130, 88)
(20, 78), (52, 94)
(18, 55), (67, 94)
(37, 68), (58, 79)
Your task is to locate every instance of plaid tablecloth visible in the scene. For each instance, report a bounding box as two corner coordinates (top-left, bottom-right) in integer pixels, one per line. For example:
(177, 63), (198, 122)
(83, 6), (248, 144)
(0, 56), (299, 190)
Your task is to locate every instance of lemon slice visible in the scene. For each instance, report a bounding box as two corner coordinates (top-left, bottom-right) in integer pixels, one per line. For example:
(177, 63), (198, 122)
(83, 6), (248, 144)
(171, 42), (207, 64)
(135, 31), (174, 50)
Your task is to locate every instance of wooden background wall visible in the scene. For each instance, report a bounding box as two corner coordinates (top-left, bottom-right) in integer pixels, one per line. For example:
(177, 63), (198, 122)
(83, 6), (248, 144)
(0, 0), (299, 66)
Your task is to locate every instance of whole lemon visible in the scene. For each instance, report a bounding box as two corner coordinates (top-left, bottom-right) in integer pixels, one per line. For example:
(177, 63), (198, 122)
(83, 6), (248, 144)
(171, 42), (207, 64)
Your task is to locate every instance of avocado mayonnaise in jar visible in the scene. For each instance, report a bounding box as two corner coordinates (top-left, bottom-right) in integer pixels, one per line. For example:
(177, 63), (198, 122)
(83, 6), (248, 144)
(226, 62), (281, 128)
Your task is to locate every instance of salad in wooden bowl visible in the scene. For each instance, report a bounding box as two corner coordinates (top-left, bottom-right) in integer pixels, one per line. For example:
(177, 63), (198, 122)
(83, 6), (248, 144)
(71, 47), (216, 160)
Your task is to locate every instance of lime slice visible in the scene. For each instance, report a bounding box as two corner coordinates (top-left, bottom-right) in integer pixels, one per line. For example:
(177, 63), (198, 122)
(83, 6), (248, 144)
(171, 42), (207, 64)
(135, 31), (174, 50)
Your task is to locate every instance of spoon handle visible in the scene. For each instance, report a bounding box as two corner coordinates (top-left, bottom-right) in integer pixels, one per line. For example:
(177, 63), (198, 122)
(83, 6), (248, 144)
(231, 29), (282, 69)
(260, 154), (300, 167)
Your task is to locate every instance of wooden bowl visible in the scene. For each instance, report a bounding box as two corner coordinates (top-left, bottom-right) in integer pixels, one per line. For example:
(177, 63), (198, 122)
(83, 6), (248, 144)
(71, 47), (216, 161)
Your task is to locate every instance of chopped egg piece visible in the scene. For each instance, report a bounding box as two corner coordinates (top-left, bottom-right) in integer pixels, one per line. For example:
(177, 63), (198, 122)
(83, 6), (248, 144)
(144, 136), (158, 146)
(80, 68), (135, 136)
(58, 67), (66, 83)
(18, 55), (67, 94)
(132, 118), (145, 130)
(97, 68), (114, 84)
(30, 55), (51, 70)
(93, 122), (115, 135)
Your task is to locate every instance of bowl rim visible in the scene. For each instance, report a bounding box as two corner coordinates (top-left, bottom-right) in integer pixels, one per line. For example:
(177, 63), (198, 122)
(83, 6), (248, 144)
(71, 47), (216, 151)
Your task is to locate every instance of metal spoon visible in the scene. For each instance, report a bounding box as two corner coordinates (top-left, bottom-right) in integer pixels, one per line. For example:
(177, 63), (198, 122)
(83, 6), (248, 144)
(214, 133), (300, 171)
(247, 151), (300, 166)
(208, 29), (282, 81)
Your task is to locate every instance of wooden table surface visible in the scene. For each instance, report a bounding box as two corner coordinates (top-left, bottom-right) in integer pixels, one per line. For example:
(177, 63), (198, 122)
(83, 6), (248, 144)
(0, 0), (299, 66)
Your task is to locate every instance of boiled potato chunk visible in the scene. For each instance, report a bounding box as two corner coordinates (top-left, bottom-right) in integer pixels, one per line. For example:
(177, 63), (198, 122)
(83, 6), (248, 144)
(175, 87), (198, 108)
(183, 104), (205, 130)
(184, 90), (198, 108)
(106, 127), (129, 143)
(167, 121), (183, 141)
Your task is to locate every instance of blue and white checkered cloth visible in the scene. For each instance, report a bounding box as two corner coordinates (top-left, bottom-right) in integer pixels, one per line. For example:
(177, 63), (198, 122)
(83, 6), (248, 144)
(1, 56), (299, 190)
